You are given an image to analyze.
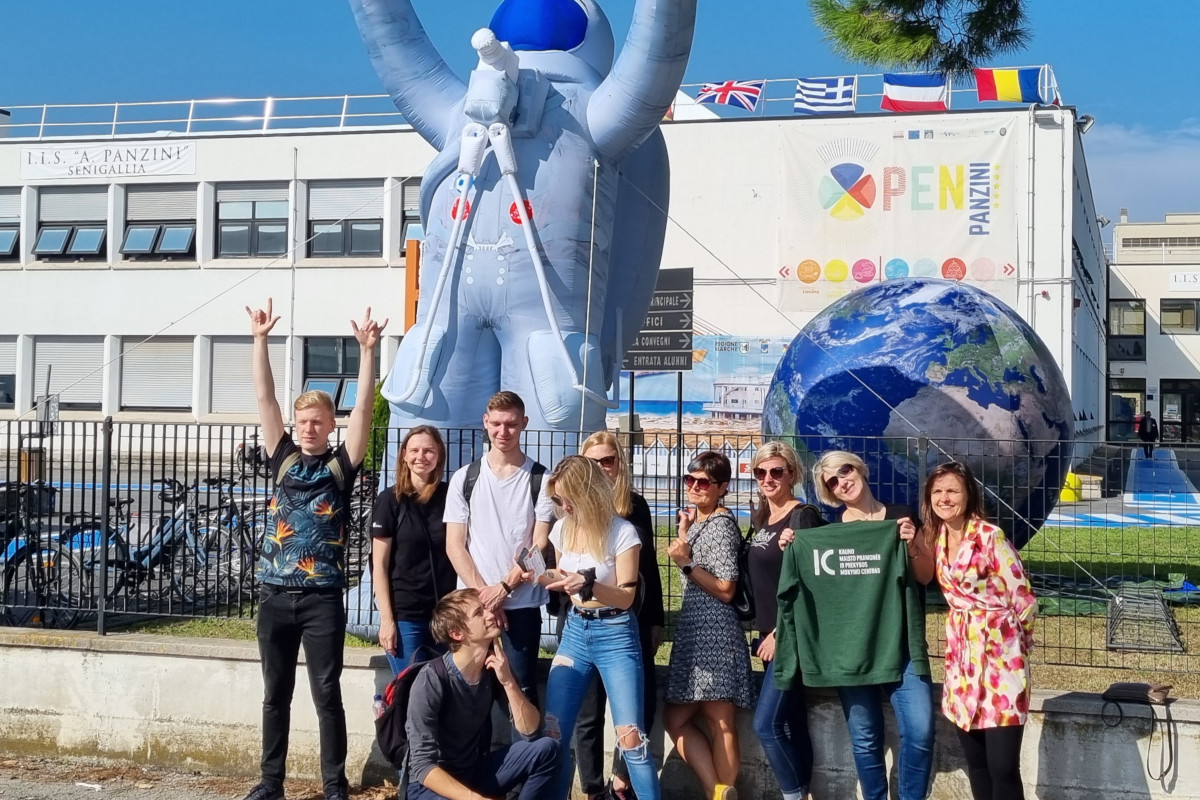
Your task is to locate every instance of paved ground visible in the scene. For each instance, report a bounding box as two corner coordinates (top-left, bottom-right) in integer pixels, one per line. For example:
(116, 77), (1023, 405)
(0, 758), (397, 800)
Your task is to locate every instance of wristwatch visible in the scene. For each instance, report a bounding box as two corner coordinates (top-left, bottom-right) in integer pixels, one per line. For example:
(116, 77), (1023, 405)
(681, 560), (695, 576)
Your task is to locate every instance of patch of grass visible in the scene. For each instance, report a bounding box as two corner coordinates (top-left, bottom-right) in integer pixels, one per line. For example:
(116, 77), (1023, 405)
(124, 616), (376, 648)
(1023, 525), (1200, 582)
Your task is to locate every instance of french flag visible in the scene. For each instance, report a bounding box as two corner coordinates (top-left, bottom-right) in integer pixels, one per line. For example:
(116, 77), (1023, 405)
(881, 73), (948, 112)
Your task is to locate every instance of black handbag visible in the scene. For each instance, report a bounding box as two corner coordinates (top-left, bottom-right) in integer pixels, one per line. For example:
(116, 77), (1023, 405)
(731, 527), (756, 622)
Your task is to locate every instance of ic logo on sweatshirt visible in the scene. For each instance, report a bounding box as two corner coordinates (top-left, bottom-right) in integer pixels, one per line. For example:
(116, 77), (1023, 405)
(813, 547), (883, 577)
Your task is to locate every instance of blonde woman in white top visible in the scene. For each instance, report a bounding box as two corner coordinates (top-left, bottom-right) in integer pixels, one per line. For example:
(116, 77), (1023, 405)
(538, 455), (660, 800)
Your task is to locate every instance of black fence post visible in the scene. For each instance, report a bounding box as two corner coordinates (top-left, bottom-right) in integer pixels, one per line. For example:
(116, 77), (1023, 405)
(97, 416), (113, 636)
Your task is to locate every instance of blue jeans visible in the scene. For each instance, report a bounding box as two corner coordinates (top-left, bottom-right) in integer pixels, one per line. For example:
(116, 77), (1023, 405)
(407, 737), (559, 800)
(545, 610), (659, 800)
(384, 619), (439, 675)
(753, 658), (812, 797)
(502, 606), (544, 708)
(836, 660), (935, 800)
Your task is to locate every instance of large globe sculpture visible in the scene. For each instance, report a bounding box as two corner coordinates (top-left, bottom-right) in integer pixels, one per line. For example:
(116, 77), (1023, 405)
(763, 278), (1074, 548)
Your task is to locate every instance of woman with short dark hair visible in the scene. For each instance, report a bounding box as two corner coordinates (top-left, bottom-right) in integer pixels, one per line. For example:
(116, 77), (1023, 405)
(665, 450), (752, 800)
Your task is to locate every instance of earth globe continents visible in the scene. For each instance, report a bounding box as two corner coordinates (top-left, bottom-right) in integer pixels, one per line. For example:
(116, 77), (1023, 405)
(762, 278), (1074, 548)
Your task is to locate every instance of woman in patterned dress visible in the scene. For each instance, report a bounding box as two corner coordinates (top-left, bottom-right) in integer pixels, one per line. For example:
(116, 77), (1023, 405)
(665, 450), (753, 800)
(921, 461), (1036, 800)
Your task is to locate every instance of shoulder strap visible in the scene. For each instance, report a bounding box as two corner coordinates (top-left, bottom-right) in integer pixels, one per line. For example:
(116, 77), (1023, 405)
(529, 461), (547, 506)
(275, 451), (302, 484)
(462, 458), (483, 506)
(274, 448), (347, 492)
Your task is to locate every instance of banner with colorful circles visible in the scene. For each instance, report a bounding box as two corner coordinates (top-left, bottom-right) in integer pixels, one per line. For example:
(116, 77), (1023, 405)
(776, 114), (1021, 311)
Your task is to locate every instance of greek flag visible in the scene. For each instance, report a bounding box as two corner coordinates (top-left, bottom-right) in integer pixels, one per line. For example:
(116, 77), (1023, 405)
(794, 76), (856, 115)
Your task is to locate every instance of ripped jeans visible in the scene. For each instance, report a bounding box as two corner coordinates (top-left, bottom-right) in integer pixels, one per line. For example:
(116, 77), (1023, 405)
(544, 608), (660, 800)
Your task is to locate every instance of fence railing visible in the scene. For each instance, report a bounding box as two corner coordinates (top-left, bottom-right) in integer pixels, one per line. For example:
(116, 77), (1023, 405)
(0, 66), (1057, 141)
(2, 418), (1197, 676)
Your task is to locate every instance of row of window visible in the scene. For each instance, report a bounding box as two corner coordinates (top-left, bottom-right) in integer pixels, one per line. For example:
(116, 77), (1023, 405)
(0, 179), (417, 263)
(1122, 237), (1200, 248)
(0, 336), (380, 412)
(1107, 299), (1200, 362)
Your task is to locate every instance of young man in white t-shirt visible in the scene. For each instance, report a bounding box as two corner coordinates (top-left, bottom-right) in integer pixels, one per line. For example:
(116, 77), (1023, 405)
(444, 391), (555, 706)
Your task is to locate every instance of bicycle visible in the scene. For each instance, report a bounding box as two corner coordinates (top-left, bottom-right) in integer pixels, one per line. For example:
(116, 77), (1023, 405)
(1, 481), (82, 629)
(56, 477), (254, 613)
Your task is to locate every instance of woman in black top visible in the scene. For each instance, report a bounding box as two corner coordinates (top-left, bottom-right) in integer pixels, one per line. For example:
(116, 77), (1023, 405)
(747, 441), (822, 800)
(568, 430), (666, 800)
(370, 425), (455, 675)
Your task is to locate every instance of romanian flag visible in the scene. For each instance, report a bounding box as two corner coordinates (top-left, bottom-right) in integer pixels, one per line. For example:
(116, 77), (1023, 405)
(975, 67), (1055, 103)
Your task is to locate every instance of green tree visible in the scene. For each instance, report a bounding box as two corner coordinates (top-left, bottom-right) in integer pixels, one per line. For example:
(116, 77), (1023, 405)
(810, 0), (1030, 78)
(364, 381), (391, 473)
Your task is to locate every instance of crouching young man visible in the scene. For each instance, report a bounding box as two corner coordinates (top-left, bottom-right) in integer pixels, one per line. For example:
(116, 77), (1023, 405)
(407, 589), (558, 800)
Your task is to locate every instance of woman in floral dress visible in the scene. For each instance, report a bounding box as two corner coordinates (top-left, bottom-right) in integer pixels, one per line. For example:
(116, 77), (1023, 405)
(921, 461), (1036, 800)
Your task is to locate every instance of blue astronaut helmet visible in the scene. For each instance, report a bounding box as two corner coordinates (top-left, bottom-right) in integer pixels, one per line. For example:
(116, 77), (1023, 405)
(489, 0), (614, 79)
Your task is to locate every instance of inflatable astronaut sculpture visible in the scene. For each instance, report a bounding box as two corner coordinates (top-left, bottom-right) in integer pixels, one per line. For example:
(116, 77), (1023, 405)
(350, 0), (697, 463)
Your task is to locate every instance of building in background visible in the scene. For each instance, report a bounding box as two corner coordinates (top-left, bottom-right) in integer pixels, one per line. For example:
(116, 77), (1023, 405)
(0, 94), (1106, 460)
(1108, 211), (1200, 442)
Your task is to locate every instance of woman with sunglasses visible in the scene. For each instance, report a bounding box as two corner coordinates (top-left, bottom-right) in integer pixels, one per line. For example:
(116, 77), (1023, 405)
(746, 442), (822, 800)
(563, 431), (665, 800)
(665, 451), (753, 800)
(538, 455), (660, 800)
(920, 461), (1035, 800)
(809, 451), (935, 800)
(370, 425), (456, 674)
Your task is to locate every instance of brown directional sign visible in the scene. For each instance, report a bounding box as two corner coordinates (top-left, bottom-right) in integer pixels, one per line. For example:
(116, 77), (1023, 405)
(624, 268), (694, 371)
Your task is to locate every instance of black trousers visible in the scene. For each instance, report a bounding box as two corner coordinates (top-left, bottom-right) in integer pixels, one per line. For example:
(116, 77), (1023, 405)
(573, 623), (659, 796)
(955, 724), (1025, 800)
(257, 585), (348, 794)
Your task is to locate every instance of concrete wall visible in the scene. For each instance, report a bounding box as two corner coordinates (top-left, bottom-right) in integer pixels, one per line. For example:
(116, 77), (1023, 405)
(0, 627), (1194, 799)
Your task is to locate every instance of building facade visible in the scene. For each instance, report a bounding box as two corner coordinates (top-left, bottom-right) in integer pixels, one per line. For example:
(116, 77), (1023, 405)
(1108, 212), (1200, 442)
(0, 98), (1107, 458)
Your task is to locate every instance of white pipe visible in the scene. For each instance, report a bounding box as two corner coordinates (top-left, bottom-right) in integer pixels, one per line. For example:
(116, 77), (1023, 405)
(384, 122), (489, 405)
(488, 123), (617, 410)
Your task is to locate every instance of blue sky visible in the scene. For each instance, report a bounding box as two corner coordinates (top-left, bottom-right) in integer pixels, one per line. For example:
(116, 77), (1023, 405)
(3, 0), (1198, 225)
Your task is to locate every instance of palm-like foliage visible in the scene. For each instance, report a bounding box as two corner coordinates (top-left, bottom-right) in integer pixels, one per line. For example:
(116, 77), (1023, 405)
(810, 0), (1031, 78)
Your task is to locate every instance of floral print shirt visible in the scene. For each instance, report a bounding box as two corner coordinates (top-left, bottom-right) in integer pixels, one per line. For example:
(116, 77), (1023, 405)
(935, 517), (1036, 730)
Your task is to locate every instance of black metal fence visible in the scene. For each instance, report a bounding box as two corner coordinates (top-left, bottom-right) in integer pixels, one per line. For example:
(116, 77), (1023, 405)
(2, 418), (1198, 675)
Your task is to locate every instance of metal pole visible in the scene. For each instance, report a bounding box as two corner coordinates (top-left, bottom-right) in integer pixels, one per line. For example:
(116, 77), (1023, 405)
(675, 371), (684, 511)
(97, 416), (113, 636)
(627, 371), (636, 466)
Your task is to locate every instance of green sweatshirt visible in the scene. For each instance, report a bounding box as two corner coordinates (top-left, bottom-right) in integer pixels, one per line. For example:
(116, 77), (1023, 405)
(774, 520), (929, 688)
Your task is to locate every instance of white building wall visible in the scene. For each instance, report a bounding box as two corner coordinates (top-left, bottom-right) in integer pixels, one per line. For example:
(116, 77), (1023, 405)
(0, 110), (1105, 434)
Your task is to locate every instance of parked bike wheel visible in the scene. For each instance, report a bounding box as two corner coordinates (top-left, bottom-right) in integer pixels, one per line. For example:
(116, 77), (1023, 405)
(172, 517), (253, 608)
(2, 544), (84, 629)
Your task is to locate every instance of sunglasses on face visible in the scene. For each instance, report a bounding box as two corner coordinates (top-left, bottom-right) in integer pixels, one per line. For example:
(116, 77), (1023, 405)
(550, 495), (564, 507)
(588, 455), (618, 469)
(753, 466), (788, 481)
(823, 463), (856, 492)
(683, 474), (717, 491)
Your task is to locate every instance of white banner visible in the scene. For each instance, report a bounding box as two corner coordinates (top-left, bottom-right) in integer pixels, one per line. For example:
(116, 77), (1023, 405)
(776, 115), (1021, 310)
(21, 141), (197, 180)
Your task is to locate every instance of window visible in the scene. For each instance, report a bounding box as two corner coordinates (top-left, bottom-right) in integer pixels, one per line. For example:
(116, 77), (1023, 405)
(0, 336), (14, 410)
(215, 183), (289, 258)
(1107, 300), (1145, 362)
(120, 222), (197, 257)
(36, 186), (108, 261)
(1107, 378), (1145, 441)
(303, 337), (381, 414)
(0, 188), (17, 262)
(124, 185), (198, 259)
(1161, 299), (1200, 334)
(308, 220), (383, 257)
(306, 180), (384, 258)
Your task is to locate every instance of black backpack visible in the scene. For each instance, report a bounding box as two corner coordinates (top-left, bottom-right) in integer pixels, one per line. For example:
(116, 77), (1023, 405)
(375, 649), (449, 770)
(461, 457), (547, 506)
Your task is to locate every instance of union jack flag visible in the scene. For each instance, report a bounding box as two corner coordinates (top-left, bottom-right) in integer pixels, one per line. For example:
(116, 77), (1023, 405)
(696, 79), (765, 112)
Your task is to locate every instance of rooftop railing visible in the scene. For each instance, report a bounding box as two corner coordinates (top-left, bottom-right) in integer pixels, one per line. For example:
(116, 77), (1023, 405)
(0, 66), (1060, 141)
